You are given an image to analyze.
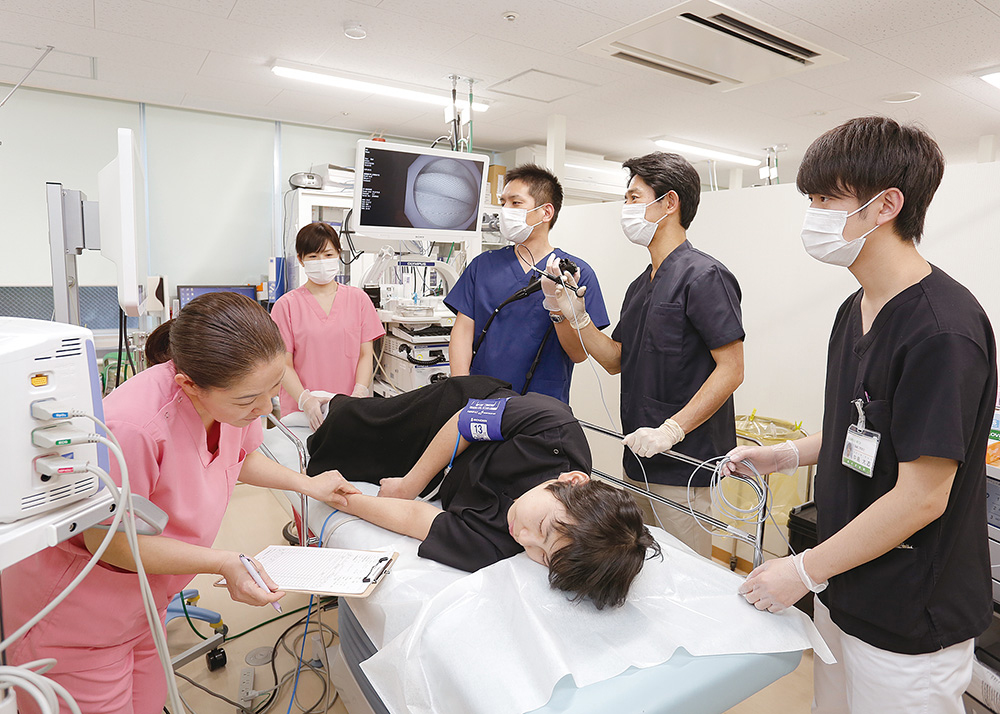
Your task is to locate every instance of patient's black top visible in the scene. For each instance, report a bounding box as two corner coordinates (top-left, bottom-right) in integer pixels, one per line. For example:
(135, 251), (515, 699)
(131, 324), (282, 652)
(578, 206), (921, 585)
(307, 376), (592, 572)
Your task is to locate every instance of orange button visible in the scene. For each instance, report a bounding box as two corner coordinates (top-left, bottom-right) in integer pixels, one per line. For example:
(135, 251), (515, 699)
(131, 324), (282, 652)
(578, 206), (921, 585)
(31, 374), (48, 387)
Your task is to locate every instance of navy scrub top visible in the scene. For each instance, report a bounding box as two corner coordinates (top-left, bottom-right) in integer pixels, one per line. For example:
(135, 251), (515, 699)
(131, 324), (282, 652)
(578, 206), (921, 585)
(816, 266), (996, 655)
(612, 240), (745, 487)
(446, 245), (609, 403)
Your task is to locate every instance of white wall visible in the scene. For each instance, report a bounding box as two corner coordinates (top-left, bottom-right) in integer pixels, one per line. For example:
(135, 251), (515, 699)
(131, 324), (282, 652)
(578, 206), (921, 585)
(559, 162), (1000, 474)
(0, 87), (384, 294)
(0, 88), (140, 286)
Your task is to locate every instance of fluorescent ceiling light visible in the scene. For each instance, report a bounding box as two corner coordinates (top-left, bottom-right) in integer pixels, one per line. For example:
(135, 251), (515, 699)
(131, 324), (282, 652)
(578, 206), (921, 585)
(653, 138), (761, 167)
(271, 61), (489, 112)
(978, 67), (1000, 90)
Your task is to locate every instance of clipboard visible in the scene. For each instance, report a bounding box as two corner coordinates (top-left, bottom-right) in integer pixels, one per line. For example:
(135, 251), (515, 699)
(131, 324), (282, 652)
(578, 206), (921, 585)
(215, 545), (398, 598)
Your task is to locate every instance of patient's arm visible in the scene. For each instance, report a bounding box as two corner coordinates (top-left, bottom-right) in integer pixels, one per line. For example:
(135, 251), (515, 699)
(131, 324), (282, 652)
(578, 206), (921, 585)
(378, 410), (471, 499)
(339, 493), (442, 541)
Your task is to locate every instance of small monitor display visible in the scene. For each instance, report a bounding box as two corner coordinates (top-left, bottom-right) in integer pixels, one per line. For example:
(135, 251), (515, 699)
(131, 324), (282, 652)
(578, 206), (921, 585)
(353, 140), (489, 242)
(177, 285), (258, 309)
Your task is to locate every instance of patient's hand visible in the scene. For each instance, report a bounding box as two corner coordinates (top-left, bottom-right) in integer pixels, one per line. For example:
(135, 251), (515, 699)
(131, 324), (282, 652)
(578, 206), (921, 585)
(307, 470), (362, 508)
(377, 477), (420, 500)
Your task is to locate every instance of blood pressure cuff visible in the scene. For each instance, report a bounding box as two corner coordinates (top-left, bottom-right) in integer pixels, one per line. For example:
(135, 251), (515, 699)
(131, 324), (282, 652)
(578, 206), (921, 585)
(458, 398), (511, 442)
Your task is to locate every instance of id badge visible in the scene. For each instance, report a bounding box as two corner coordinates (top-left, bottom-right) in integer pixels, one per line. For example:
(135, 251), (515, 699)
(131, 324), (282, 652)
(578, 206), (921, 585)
(843, 424), (880, 477)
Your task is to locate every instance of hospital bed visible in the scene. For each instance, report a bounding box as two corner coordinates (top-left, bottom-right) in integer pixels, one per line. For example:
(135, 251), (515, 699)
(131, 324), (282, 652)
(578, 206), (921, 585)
(260, 415), (828, 714)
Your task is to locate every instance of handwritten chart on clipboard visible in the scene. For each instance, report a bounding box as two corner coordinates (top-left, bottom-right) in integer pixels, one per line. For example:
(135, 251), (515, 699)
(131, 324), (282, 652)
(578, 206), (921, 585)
(220, 545), (397, 598)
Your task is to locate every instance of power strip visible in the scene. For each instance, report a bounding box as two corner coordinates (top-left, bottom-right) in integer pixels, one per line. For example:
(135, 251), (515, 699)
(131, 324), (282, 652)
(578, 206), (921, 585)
(238, 667), (255, 707)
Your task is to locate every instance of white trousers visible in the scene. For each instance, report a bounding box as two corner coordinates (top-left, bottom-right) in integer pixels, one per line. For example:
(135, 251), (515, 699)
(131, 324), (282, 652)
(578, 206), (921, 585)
(624, 478), (713, 558)
(812, 597), (974, 714)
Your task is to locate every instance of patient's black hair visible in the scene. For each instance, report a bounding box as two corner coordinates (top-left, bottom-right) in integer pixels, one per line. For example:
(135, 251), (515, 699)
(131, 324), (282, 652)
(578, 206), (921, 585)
(546, 480), (661, 610)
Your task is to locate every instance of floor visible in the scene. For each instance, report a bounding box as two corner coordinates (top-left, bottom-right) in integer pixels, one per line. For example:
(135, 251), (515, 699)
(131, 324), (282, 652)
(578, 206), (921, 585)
(174, 485), (815, 713)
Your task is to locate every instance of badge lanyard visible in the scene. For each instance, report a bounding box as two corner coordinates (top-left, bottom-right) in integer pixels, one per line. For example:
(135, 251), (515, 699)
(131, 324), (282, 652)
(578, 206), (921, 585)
(842, 398), (880, 477)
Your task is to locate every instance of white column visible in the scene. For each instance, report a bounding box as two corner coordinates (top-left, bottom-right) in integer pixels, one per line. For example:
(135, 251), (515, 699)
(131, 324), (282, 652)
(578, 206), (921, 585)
(978, 134), (998, 163)
(728, 167), (744, 190)
(545, 114), (566, 181)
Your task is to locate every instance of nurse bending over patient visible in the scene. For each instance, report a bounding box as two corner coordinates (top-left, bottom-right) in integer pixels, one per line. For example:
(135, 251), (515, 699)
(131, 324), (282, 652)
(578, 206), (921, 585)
(307, 376), (660, 609)
(271, 221), (385, 429)
(2, 292), (359, 714)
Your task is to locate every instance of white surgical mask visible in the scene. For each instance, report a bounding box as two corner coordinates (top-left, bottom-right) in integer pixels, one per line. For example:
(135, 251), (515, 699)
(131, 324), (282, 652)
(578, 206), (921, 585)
(620, 195), (668, 247)
(302, 258), (340, 285)
(499, 205), (546, 245)
(800, 190), (886, 267)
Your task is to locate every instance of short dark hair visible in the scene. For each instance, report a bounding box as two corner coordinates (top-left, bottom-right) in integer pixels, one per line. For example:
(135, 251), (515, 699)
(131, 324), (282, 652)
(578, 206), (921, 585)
(622, 152), (701, 229)
(504, 164), (564, 228)
(546, 479), (661, 610)
(796, 116), (944, 244)
(296, 221), (342, 258)
(145, 292), (286, 389)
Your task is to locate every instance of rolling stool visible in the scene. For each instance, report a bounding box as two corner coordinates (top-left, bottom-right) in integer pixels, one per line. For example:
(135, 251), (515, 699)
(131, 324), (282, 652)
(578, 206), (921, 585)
(167, 589), (229, 671)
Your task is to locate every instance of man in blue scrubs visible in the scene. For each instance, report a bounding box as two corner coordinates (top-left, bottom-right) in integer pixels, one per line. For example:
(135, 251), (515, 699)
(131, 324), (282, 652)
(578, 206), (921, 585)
(446, 164), (609, 403)
(547, 152), (745, 556)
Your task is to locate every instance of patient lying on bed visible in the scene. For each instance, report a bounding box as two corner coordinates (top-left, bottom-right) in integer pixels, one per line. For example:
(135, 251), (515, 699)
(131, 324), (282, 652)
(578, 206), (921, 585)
(306, 376), (660, 609)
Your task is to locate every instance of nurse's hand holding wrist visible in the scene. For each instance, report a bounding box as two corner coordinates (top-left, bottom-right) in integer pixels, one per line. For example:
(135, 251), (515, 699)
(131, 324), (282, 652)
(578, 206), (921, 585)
(307, 469), (362, 508)
(623, 418), (685, 457)
(351, 383), (370, 398)
(721, 440), (799, 478)
(219, 552), (285, 607)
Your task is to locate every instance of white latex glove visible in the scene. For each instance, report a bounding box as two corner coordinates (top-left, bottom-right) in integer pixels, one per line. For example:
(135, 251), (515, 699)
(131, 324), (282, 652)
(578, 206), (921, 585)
(545, 254), (590, 329)
(540, 253), (562, 312)
(738, 551), (817, 613)
(720, 440), (799, 478)
(622, 418), (685, 458)
(298, 389), (330, 431)
(351, 383), (371, 398)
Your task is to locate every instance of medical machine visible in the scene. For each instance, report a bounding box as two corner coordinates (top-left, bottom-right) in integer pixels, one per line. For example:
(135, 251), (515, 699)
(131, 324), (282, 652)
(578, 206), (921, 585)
(46, 128), (148, 325)
(379, 333), (450, 392)
(352, 140), (489, 243)
(0, 317), (106, 523)
(176, 284), (259, 309)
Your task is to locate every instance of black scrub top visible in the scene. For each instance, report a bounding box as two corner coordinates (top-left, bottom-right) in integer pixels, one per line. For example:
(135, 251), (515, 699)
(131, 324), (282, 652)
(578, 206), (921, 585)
(612, 241), (745, 486)
(420, 391), (591, 571)
(816, 266), (996, 655)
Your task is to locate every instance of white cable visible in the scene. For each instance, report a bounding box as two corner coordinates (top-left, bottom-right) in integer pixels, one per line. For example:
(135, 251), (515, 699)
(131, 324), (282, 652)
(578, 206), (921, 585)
(74, 411), (185, 714)
(0, 659), (82, 714)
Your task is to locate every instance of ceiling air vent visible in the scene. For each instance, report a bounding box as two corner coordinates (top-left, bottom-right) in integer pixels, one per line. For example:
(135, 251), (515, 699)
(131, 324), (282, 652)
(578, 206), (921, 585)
(579, 0), (846, 91)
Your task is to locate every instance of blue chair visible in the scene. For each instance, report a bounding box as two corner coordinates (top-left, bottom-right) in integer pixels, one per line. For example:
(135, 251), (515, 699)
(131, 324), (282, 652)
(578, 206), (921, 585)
(167, 589), (228, 670)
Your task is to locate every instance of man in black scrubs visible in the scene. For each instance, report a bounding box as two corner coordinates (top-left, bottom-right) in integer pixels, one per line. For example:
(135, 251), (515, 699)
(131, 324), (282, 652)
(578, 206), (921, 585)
(726, 117), (996, 713)
(307, 376), (659, 610)
(546, 152), (745, 557)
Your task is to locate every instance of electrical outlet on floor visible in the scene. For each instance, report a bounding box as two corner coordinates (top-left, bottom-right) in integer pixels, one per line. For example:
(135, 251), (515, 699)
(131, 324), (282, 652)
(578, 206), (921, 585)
(238, 667), (255, 707)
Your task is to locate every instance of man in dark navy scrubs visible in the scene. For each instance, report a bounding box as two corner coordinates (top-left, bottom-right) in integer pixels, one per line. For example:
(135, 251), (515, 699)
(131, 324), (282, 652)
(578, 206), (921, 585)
(546, 152), (745, 557)
(726, 117), (997, 714)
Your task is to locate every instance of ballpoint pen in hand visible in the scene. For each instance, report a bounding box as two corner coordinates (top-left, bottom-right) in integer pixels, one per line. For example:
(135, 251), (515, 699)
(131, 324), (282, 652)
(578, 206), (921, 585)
(239, 553), (282, 612)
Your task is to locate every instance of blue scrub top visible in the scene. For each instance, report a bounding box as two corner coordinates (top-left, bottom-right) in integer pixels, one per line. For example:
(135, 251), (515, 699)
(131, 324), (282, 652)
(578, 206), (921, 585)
(445, 246), (609, 402)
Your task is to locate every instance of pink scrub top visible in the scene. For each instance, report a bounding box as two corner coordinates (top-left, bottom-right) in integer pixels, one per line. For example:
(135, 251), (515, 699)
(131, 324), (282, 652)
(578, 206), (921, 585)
(271, 284), (384, 415)
(1, 361), (263, 670)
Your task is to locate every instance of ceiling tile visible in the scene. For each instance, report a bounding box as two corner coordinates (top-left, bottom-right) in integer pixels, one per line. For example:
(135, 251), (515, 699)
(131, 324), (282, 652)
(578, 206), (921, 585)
(863, 5), (1000, 84)
(147, 0), (238, 17)
(1, 0), (94, 27)
(763, 0), (981, 45)
(0, 42), (93, 79)
(488, 70), (595, 102)
(376, 0), (617, 56)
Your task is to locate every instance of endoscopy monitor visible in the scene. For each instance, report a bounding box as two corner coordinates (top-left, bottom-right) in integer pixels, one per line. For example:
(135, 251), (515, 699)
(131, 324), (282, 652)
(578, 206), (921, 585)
(352, 140), (489, 243)
(177, 285), (258, 309)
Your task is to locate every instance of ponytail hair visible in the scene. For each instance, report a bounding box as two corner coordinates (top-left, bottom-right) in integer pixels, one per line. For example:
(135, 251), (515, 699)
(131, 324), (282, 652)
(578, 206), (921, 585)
(145, 292), (286, 389)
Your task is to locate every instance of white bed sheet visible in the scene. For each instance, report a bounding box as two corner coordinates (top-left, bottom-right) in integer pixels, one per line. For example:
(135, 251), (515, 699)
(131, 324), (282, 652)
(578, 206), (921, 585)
(262, 419), (832, 714)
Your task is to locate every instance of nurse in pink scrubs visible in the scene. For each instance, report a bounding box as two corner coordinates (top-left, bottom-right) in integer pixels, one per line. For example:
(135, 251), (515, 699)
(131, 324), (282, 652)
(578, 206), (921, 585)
(1, 292), (359, 714)
(271, 222), (385, 430)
